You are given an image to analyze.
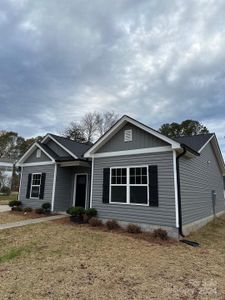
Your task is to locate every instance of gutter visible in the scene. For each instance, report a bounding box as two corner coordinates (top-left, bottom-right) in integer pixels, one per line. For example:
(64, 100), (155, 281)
(176, 147), (187, 237)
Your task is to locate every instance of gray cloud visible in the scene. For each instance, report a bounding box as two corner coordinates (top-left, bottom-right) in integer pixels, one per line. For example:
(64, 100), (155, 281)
(0, 0), (224, 155)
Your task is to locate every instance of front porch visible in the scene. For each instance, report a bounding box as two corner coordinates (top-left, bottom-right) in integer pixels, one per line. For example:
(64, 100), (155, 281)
(53, 160), (91, 212)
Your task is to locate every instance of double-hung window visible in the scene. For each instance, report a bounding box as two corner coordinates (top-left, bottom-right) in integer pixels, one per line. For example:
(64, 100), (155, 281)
(110, 166), (149, 205)
(30, 173), (42, 198)
(111, 168), (127, 203)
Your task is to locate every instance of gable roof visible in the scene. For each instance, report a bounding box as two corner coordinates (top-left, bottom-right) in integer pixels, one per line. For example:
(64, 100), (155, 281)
(16, 142), (55, 166)
(42, 134), (93, 160)
(17, 134), (93, 166)
(175, 133), (215, 153)
(84, 115), (182, 157)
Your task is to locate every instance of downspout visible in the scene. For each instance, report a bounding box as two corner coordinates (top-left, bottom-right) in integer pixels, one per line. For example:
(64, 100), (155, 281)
(176, 147), (186, 237)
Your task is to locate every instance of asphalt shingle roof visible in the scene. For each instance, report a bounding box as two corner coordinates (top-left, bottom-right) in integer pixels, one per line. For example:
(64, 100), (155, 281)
(175, 133), (214, 152)
(37, 142), (61, 160)
(47, 134), (93, 159)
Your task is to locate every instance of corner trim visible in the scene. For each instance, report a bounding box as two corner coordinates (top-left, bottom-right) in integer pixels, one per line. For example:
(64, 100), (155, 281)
(173, 150), (179, 228)
(18, 166), (23, 201)
(51, 164), (57, 212)
(90, 157), (94, 208)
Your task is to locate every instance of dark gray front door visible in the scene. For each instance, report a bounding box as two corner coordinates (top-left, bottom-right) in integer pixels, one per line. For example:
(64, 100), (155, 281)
(75, 174), (87, 208)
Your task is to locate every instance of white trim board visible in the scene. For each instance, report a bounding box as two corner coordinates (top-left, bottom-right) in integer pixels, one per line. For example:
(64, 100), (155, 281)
(16, 142), (55, 166)
(18, 161), (55, 167)
(90, 157), (94, 208)
(84, 115), (181, 157)
(42, 134), (78, 159)
(18, 166), (23, 201)
(51, 164), (58, 212)
(91, 146), (172, 158)
(0, 162), (14, 167)
(173, 150), (179, 228)
(198, 134), (215, 153)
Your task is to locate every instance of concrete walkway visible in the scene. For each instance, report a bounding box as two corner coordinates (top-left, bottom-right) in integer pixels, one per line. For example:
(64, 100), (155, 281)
(0, 205), (11, 213)
(0, 214), (67, 230)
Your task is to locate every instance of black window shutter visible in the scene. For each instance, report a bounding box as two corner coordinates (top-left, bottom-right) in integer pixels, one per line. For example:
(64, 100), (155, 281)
(148, 165), (158, 207)
(102, 168), (110, 203)
(39, 173), (46, 199)
(26, 174), (32, 199)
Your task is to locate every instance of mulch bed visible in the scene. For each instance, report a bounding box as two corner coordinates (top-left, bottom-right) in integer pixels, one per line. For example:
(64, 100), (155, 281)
(52, 217), (177, 245)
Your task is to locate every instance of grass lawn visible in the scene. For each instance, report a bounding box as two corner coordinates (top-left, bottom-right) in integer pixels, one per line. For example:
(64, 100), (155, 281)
(0, 211), (46, 224)
(0, 192), (18, 205)
(0, 217), (225, 299)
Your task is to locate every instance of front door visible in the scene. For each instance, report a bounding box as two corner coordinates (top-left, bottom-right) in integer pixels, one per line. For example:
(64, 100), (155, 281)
(74, 174), (87, 208)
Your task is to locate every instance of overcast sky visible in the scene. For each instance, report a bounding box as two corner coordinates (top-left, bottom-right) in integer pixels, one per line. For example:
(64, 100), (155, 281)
(0, 0), (225, 155)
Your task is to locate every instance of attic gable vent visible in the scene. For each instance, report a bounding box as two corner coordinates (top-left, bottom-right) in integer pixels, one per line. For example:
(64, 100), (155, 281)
(124, 129), (132, 142)
(36, 149), (41, 158)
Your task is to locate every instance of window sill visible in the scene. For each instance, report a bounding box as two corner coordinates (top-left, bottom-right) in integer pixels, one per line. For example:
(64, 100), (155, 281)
(109, 201), (149, 207)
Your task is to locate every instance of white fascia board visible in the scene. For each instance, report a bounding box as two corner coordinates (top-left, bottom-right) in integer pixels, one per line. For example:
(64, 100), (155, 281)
(84, 115), (181, 158)
(198, 135), (215, 153)
(18, 161), (55, 167)
(211, 137), (225, 175)
(91, 146), (172, 158)
(0, 162), (14, 167)
(16, 143), (37, 166)
(42, 134), (78, 160)
(16, 142), (55, 166)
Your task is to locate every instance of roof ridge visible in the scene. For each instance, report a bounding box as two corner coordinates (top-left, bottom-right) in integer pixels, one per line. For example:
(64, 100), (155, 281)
(175, 133), (214, 138)
(49, 133), (93, 146)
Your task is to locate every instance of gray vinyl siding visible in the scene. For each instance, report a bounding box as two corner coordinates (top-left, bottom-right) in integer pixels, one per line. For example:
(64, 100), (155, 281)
(19, 164), (55, 208)
(54, 166), (91, 211)
(45, 140), (70, 157)
(97, 123), (169, 153)
(92, 152), (176, 227)
(25, 149), (51, 163)
(180, 142), (225, 225)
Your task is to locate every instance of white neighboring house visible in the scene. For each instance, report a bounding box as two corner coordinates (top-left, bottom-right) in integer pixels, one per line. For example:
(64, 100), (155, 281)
(0, 158), (15, 188)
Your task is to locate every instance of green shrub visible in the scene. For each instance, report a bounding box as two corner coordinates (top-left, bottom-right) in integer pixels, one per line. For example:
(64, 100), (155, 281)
(42, 202), (51, 213)
(23, 207), (32, 213)
(9, 200), (22, 208)
(88, 217), (103, 227)
(66, 206), (85, 216)
(106, 219), (120, 230)
(1, 186), (11, 195)
(85, 208), (97, 217)
(152, 228), (168, 240)
(12, 206), (23, 212)
(127, 224), (142, 234)
(41, 202), (51, 211)
(35, 208), (44, 214)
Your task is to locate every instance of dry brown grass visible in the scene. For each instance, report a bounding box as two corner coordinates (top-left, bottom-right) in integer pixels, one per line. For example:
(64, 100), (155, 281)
(0, 211), (48, 224)
(0, 216), (225, 299)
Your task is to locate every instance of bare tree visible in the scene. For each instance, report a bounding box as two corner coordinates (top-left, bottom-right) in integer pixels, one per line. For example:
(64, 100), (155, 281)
(81, 112), (99, 142)
(63, 122), (86, 143)
(62, 111), (119, 142)
(96, 111), (119, 136)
